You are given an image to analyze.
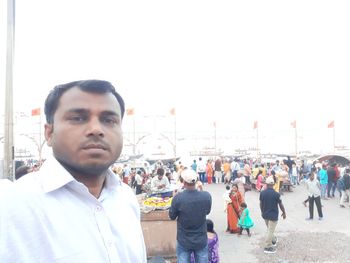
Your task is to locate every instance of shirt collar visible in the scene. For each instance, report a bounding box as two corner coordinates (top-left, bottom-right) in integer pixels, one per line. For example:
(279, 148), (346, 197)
(39, 154), (122, 193)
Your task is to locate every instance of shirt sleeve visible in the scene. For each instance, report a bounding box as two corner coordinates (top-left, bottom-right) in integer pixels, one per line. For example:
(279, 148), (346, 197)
(169, 196), (179, 220)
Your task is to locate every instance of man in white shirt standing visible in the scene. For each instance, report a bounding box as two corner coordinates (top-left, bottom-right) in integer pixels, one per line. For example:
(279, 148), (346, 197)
(305, 169), (323, 220)
(0, 80), (147, 262)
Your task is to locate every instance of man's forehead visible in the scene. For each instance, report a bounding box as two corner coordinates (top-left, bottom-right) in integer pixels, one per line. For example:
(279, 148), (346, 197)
(57, 88), (121, 112)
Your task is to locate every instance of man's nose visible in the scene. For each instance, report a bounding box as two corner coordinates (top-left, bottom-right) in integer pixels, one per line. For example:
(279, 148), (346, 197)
(86, 117), (104, 137)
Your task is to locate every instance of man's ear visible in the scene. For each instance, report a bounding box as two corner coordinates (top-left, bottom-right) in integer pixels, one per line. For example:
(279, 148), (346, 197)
(44, 123), (53, 147)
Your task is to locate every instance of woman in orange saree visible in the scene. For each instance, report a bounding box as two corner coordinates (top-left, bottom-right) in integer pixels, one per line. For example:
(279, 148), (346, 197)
(226, 184), (243, 233)
(206, 160), (213, 184)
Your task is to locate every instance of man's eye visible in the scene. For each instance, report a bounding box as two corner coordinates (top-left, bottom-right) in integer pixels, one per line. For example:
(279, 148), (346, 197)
(69, 116), (86, 122)
(102, 117), (118, 125)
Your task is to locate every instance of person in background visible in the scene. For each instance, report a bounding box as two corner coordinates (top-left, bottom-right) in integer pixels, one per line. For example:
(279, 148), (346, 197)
(15, 165), (32, 180)
(206, 159), (213, 184)
(238, 202), (254, 237)
(305, 170), (323, 220)
(191, 219), (220, 263)
(150, 167), (170, 194)
(226, 184), (243, 234)
(0, 79), (146, 262)
(169, 169), (212, 263)
(319, 164), (328, 200)
(197, 157), (206, 183)
(260, 176), (286, 254)
(135, 170), (143, 195)
(339, 168), (350, 208)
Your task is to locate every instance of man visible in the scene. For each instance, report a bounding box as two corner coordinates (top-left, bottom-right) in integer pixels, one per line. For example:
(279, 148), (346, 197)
(169, 169), (212, 262)
(305, 170), (323, 220)
(197, 157), (206, 183)
(339, 168), (350, 208)
(150, 167), (170, 194)
(0, 80), (146, 262)
(259, 176), (286, 254)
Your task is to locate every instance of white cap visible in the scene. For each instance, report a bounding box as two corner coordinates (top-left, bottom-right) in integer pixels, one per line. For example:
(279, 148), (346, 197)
(181, 169), (198, 184)
(266, 176), (275, 185)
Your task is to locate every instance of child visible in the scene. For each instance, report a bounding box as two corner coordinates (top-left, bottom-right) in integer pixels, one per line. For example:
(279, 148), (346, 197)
(191, 219), (219, 263)
(238, 202), (254, 236)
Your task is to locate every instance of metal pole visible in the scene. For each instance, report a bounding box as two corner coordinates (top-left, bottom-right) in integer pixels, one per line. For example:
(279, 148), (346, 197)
(174, 115), (177, 160)
(295, 126), (298, 156)
(333, 126), (335, 153)
(3, 0), (15, 180)
(256, 127), (259, 158)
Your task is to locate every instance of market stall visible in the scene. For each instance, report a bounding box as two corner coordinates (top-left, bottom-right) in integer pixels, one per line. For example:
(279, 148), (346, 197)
(138, 195), (177, 259)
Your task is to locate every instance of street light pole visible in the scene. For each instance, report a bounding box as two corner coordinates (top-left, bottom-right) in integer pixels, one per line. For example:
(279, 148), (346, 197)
(3, 0), (15, 180)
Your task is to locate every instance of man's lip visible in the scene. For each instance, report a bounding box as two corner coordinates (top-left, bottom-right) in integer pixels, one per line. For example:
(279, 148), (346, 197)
(83, 144), (107, 150)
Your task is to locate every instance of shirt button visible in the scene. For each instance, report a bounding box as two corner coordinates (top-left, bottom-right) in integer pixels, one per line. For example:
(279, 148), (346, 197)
(95, 206), (102, 212)
(108, 241), (113, 247)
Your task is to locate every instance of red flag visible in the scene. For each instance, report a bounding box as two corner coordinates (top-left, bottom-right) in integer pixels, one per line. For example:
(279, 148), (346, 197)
(291, 120), (296, 128)
(253, 121), (258, 129)
(31, 108), (41, 116)
(328, 120), (334, 128)
(170, 108), (176, 115)
(126, 108), (135, 116)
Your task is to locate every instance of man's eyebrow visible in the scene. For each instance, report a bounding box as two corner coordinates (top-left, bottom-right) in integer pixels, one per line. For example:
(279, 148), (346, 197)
(66, 108), (120, 117)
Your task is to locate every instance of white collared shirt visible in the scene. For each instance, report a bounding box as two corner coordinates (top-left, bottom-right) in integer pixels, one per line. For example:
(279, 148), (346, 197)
(0, 155), (146, 263)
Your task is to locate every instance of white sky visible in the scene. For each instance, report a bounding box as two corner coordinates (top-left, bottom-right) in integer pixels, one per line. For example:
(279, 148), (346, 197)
(1, 0), (350, 157)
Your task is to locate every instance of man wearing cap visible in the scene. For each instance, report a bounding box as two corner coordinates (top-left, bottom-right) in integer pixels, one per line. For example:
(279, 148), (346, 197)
(259, 176), (286, 254)
(169, 169), (212, 263)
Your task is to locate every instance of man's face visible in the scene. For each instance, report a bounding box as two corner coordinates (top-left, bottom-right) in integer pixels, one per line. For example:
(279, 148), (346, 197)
(44, 87), (123, 176)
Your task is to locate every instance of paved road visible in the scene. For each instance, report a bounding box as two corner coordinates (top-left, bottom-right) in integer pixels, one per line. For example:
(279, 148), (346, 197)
(204, 182), (350, 263)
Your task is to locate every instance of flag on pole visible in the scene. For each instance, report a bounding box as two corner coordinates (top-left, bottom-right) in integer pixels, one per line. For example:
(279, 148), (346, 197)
(291, 120), (296, 128)
(126, 108), (135, 116)
(328, 120), (334, 128)
(170, 108), (176, 115)
(213, 121), (216, 128)
(31, 108), (41, 116)
(253, 121), (258, 129)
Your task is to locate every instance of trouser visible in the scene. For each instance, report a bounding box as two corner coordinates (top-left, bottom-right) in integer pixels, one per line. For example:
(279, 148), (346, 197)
(327, 181), (336, 197)
(214, 171), (222, 183)
(309, 195), (323, 218)
(135, 185), (142, 195)
(320, 184), (327, 198)
(264, 220), (278, 249)
(340, 189), (350, 206)
(198, 172), (206, 183)
(177, 242), (208, 263)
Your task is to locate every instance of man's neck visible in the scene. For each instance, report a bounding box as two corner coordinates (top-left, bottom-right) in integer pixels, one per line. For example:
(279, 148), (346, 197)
(73, 173), (107, 198)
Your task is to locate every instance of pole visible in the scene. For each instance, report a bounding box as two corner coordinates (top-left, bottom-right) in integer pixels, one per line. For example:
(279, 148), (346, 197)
(333, 126), (335, 153)
(256, 127), (259, 159)
(173, 115), (177, 161)
(132, 115), (136, 155)
(214, 123), (217, 153)
(295, 126), (298, 156)
(3, 0), (15, 180)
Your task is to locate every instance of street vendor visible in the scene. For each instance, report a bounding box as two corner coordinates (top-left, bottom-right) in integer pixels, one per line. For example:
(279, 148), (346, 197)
(151, 167), (170, 194)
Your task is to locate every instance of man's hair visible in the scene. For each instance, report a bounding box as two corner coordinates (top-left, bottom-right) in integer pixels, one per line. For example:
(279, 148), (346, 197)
(206, 219), (215, 233)
(156, 168), (165, 176)
(44, 79), (125, 124)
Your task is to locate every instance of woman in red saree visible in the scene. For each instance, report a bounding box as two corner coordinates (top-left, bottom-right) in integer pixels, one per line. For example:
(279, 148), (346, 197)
(226, 184), (243, 233)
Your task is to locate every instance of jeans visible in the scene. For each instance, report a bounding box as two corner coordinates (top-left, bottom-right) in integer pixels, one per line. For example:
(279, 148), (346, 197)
(320, 184), (327, 198)
(176, 242), (208, 263)
(198, 172), (206, 183)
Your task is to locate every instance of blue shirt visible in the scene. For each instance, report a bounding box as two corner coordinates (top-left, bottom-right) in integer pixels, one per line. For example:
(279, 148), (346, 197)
(169, 189), (212, 250)
(259, 187), (282, 221)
